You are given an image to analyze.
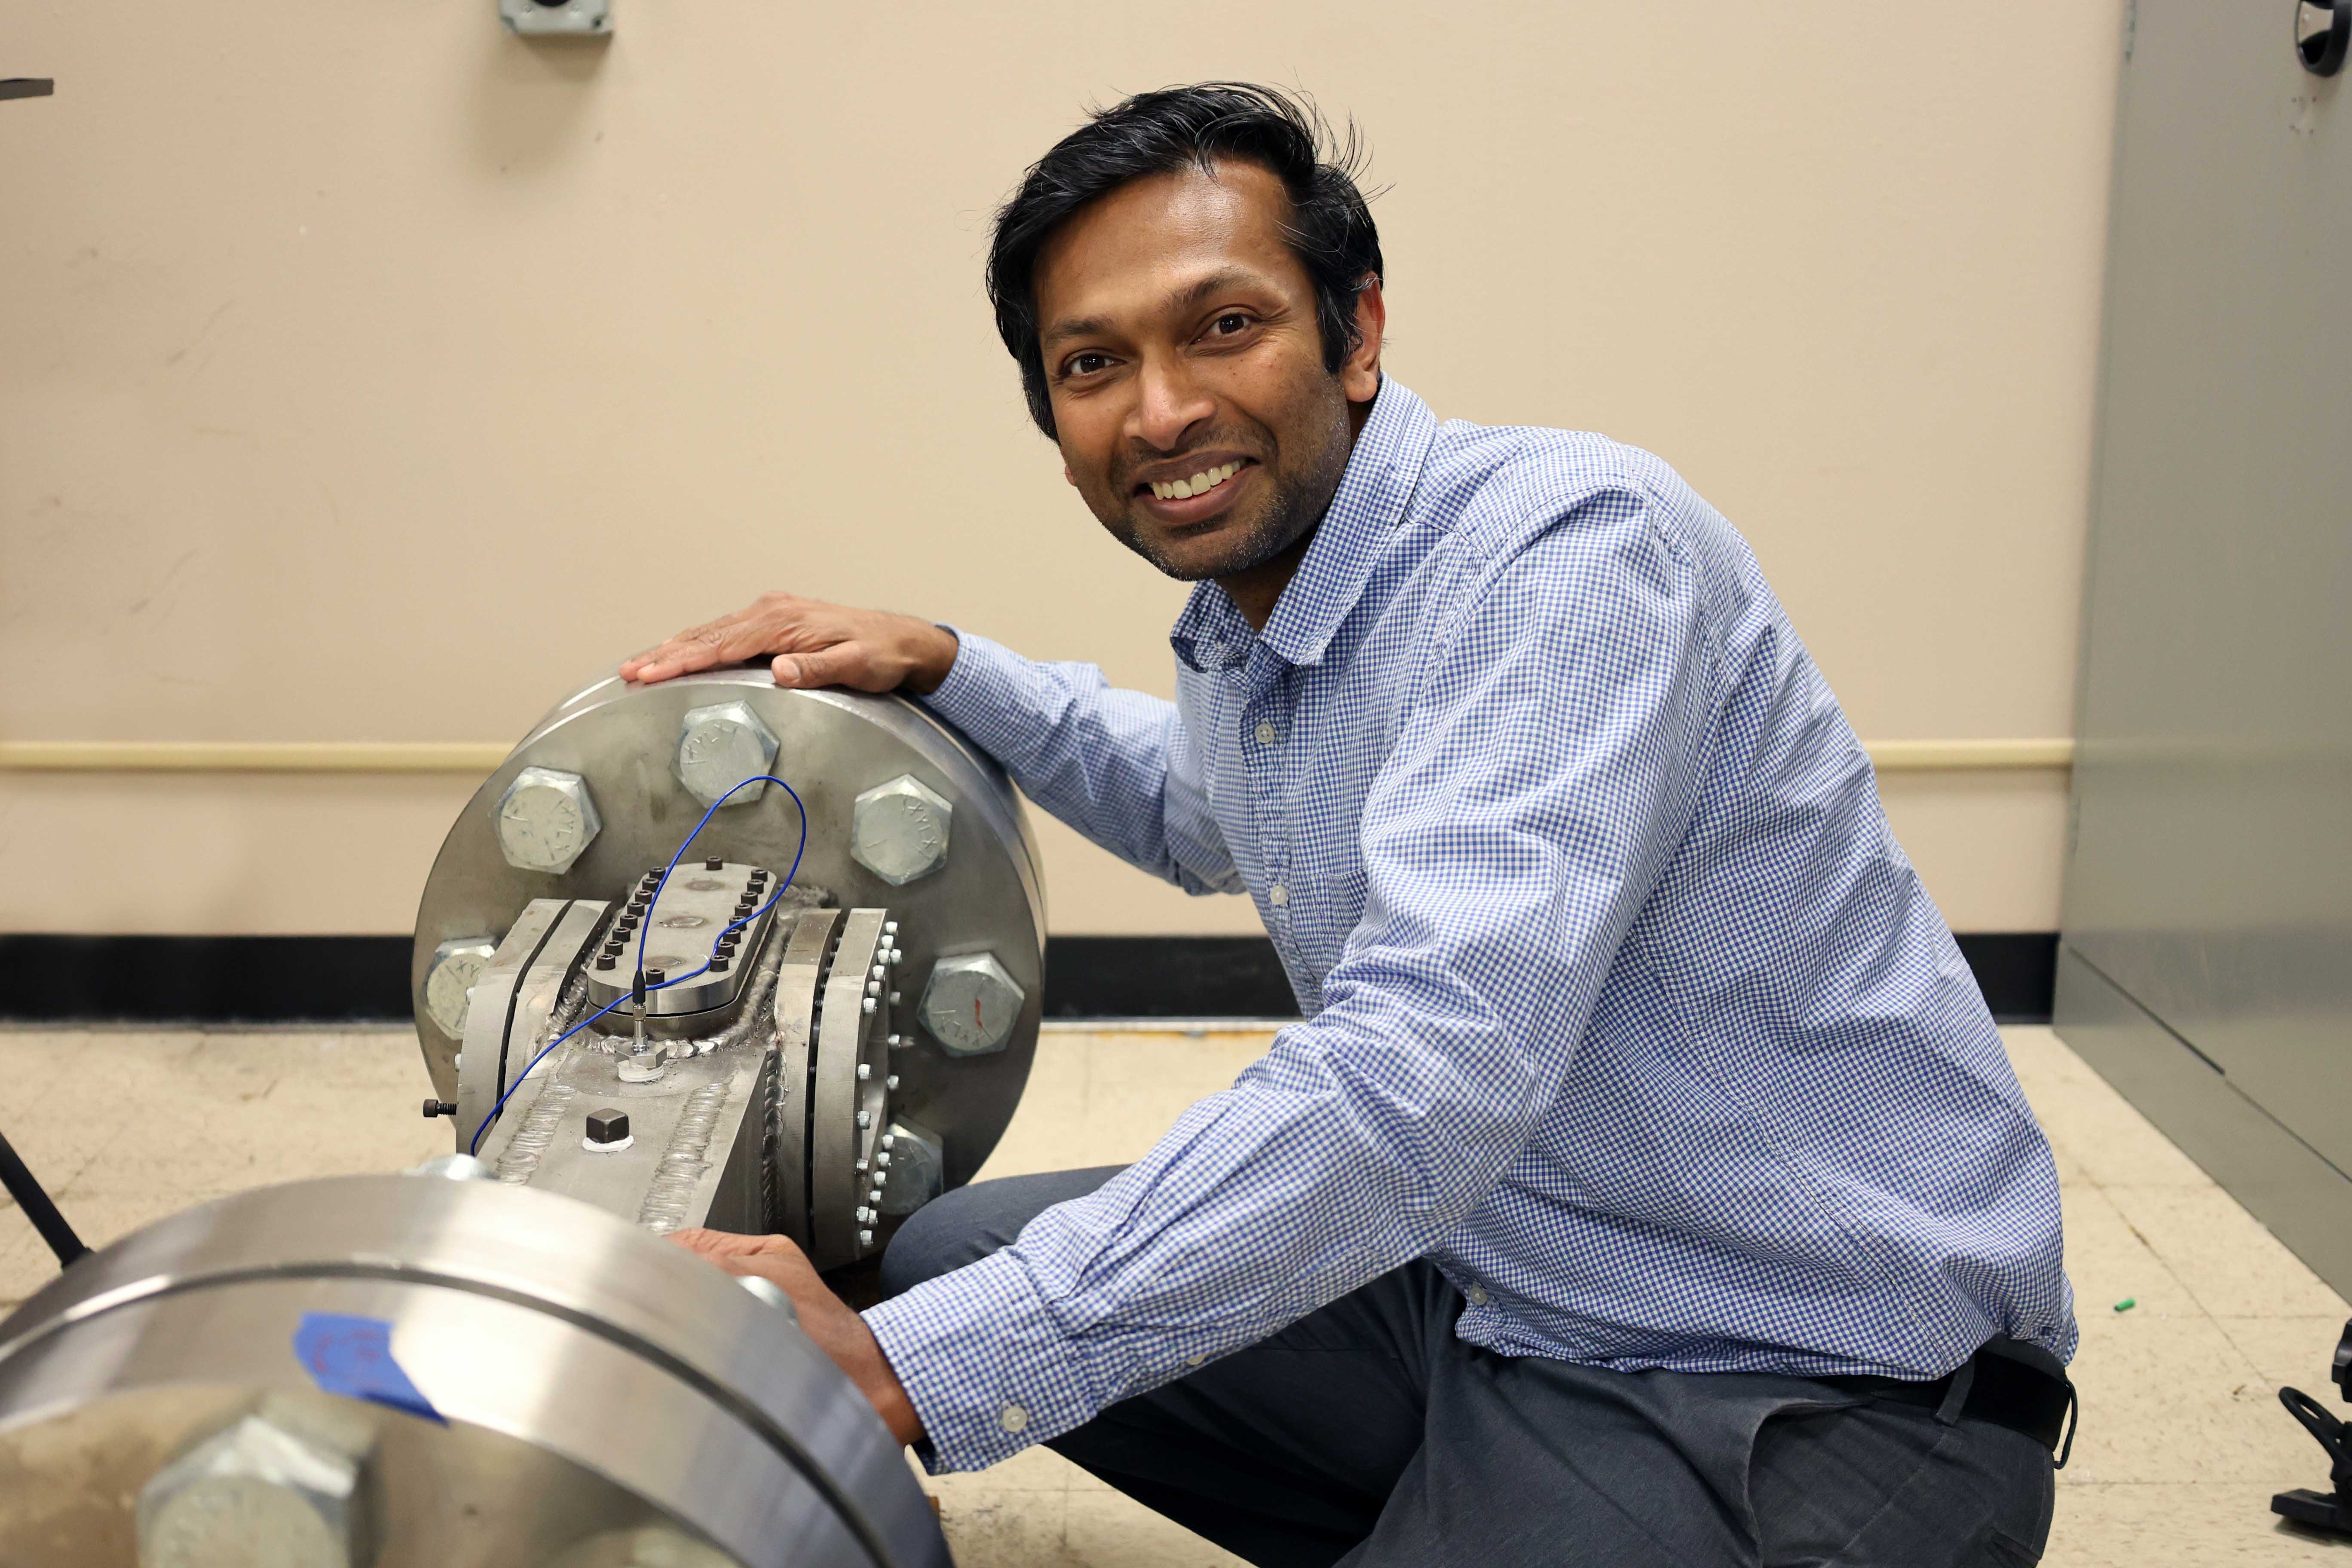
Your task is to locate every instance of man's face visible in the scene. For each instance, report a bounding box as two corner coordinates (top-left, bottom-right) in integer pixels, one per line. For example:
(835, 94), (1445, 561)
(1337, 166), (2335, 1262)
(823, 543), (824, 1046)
(1033, 161), (1379, 583)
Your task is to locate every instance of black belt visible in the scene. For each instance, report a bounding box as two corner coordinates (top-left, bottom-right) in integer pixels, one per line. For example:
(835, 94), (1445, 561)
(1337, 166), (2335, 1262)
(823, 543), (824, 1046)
(1815, 1337), (2077, 1466)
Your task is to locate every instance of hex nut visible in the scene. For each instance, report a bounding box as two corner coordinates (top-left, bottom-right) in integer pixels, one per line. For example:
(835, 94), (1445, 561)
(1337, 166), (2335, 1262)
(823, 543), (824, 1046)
(493, 766), (602, 875)
(878, 1118), (945, 1216)
(919, 952), (1025, 1057)
(137, 1412), (371, 1568)
(851, 774), (953, 886)
(674, 700), (780, 808)
(422, 937), (497, 1039)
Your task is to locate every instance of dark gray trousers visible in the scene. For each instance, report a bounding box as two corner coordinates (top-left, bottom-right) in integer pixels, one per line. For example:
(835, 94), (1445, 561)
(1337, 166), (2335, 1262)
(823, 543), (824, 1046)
(880, 1167), (2055, 1568)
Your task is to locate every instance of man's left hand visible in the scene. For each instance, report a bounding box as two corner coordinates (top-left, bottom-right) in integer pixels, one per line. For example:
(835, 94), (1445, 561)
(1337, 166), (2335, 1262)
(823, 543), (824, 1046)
(668, 1228), (925, 1447)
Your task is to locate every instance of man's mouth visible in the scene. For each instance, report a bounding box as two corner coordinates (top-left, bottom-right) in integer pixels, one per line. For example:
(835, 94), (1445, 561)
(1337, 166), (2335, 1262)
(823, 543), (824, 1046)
(1140, 460), (1248, 502)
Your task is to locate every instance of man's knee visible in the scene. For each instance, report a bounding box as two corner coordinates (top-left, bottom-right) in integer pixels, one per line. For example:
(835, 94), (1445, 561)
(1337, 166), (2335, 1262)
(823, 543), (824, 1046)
(878, 1164), (1127, 1298)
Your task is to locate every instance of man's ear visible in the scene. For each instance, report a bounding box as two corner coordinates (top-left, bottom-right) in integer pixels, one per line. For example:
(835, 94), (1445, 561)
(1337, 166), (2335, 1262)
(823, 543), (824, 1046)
(1341, 276), (1387, 406)
(1063, 462), (1078, 488)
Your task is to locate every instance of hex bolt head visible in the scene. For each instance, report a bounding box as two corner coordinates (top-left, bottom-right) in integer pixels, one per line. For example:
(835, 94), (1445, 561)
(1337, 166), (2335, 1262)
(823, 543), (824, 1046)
(137, 1411), (371, 1568)
(493, 766), (603, 875)
(878, 1118), (945, 1216)
(919, 952), (1026, 1056)
(585, 1107), (631, 1145)
(423, 936), (498, 1038)
(674, 700), (780, 808)
(850, 773), (953, 886)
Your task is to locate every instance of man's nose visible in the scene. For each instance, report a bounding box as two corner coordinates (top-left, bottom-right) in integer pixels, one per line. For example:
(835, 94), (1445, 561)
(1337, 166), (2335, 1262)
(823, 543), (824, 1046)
(1132, 354), (1216, 452)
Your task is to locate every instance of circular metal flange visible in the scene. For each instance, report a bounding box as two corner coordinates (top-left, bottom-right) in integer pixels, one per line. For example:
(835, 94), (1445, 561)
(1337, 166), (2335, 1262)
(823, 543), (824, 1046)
(0, 1175), (947, 1567)
(412, 670), (1047, 1193)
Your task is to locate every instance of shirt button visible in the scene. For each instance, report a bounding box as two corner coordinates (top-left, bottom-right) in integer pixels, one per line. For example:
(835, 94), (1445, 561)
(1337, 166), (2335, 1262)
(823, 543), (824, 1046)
(1185, 1354), (1208, 1367)
(1254, 720), (1278, 745)
(1467, 1286), (1489, 1307)
(1268, 884), (1289, 908)
(999, 1404), (1029, 1434)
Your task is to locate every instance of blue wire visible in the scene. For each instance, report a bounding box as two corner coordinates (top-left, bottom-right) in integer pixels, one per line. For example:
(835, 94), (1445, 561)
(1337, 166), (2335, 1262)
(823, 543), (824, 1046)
(469, 772), (809, 1157)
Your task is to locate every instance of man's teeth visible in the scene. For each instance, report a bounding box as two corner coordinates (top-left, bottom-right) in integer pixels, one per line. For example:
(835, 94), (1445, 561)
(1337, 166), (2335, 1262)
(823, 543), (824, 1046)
(1151, 462), (1243, 501)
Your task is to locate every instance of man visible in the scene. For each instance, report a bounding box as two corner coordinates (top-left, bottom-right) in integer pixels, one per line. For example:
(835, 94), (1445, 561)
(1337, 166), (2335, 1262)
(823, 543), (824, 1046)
(630, 83), (2075, 1567)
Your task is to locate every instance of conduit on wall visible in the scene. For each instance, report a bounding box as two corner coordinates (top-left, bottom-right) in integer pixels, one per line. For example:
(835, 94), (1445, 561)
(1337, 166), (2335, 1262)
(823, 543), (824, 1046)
(0, 738), (2076, 774)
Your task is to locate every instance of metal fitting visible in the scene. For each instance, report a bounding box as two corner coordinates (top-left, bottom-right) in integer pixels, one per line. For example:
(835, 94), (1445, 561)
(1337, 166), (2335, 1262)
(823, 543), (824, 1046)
(919, 952), (1025, 1057)
(137, 1411), (373, 1568)
(422, 936), (498, 1039)
(493, 766), (602, 875)
(850, 773), (952, 886)
(877, 1118), (944, 1216)
(674, 700), (779, 808)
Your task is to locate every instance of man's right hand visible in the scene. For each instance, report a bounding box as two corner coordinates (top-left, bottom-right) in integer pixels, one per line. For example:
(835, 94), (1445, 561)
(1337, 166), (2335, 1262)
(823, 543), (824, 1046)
(620, 593), (961, 695)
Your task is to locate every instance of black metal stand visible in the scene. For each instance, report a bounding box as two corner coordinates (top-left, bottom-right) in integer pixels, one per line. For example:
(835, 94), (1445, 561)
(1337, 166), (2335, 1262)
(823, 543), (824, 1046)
(0, 1125), (87, 1268)
(0, 79), (55, 101)
(2275, 1385), (2352, 1536)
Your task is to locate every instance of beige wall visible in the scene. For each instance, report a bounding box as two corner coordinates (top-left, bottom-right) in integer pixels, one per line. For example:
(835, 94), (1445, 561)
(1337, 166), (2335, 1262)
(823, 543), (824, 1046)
(0, 2), (2124, 937)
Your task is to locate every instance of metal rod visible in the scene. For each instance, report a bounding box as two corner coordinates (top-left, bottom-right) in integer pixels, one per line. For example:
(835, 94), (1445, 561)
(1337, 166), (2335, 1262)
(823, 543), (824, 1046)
(0, 1124), (88, 1268)
(0, 79), (55, 101)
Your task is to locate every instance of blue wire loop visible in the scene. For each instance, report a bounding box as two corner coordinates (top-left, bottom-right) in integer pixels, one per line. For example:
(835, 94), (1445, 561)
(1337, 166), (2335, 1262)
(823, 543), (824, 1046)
(469, 772), (808, 1156)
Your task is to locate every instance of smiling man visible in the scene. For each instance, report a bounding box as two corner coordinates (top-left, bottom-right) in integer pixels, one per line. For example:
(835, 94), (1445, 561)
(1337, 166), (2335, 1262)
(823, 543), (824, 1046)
(630, 84), (2077, 1568)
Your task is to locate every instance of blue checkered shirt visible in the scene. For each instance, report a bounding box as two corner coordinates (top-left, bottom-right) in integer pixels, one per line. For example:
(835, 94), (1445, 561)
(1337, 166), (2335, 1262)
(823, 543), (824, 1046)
(864, 379), (2076, 1472)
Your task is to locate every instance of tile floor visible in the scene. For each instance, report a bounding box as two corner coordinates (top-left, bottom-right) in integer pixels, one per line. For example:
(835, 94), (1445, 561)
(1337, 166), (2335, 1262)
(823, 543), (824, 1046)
(0, 1023), (2345, 1565)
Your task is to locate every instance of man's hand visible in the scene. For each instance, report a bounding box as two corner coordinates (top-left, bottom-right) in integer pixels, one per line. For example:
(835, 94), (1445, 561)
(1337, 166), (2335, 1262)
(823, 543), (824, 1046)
(668, 1228), (925, 1446)
(620, 593), (959, 695)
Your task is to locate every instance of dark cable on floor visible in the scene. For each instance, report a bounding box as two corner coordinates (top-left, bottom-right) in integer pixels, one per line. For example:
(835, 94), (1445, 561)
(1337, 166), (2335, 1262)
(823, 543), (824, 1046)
(0, 1124), (88, 1268)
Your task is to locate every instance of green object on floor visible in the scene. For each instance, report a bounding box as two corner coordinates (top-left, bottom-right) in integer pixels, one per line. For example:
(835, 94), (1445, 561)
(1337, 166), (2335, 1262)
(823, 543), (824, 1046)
(2114, 1297), (2136, 1313)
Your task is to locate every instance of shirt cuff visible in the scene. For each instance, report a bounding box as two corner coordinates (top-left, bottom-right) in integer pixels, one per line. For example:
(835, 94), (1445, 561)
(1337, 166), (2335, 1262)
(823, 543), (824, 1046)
(862, 1249), (1100, 1473)
(915, 628), (1042, 766)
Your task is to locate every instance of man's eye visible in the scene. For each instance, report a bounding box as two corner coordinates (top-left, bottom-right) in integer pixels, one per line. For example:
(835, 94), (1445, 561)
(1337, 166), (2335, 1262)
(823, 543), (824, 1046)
(1211, 314), (1251, 336)
(1064, 352), (1113, 377)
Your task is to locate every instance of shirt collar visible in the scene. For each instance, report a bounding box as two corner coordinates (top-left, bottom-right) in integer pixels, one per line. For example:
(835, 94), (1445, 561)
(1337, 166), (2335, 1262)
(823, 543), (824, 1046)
(1168, 378), (1439, 674)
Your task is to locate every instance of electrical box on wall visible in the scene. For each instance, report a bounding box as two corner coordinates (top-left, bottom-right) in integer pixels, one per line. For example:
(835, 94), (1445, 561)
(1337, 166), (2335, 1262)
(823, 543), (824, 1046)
(500, 0), (610, 37)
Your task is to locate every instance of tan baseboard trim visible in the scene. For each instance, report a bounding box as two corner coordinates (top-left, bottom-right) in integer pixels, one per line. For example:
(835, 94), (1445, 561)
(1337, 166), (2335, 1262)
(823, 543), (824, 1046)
(0, 736), (2076, 775)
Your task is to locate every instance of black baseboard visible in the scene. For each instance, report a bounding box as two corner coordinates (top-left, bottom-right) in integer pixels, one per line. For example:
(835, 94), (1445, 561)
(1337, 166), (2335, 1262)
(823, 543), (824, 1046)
(0, 931), (2058, 1026)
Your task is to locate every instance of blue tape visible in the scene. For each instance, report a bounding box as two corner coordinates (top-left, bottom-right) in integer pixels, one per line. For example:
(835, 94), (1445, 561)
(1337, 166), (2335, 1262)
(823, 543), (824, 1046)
(292, 1311), (445, 1424)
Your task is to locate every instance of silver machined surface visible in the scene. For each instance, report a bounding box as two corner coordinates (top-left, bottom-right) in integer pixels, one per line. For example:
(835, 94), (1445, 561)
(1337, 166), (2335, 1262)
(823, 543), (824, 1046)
(812, 911), (895, 1265)
(414, 671), (1047, 1191)
(422, 938), (497, 1042)
(675, 701), (780, 808)
(850, 774), (952, 887)
(137, 1406), (371, 1568)
(493, 767), (602, 876)
(876, 1118), (943, 1218)
(585, 861), (776, 1023)
(0, 1176), (947, 1568)
(919, 951), (1025, 1057)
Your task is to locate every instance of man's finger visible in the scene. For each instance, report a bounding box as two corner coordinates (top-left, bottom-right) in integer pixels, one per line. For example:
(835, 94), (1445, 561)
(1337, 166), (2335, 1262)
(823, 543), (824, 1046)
(773, 643), (877, 692)
(629, 621), (760, 683)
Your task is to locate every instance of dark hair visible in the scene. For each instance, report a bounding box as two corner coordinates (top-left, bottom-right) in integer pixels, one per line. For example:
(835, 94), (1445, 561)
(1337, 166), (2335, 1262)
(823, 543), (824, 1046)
(987, 83), (1383, 439)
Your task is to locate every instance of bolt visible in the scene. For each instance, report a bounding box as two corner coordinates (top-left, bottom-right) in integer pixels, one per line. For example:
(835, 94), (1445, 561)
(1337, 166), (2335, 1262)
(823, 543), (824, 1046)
(857, 1063), (872, 1081)
(855, 1206), (873, 1224)
(868, 1186), (883, 1204)
(858, 1228), (873, 1247)
(422, 1099), (456, 1119)
(855, 1110), (870, 1129)
(870, 965), (887, 981)
(585, 1108), (630, 1145)
(850, 774), (953, 886)
(493, 766), (603, 875)
(885, 1074), (899, 1090)
(876, 1151), (891, 1167)
(137, 1410), (372, 1568)
(423, 937), (498, 1038)
(887, 1034), (904, 1049)
(919, 952), (1026, 1057)
(674, 701), (780, 808)
(883, 920), (899, 934)
(878, 1118), (945, 1216)
(861, 996), (877, 1014)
